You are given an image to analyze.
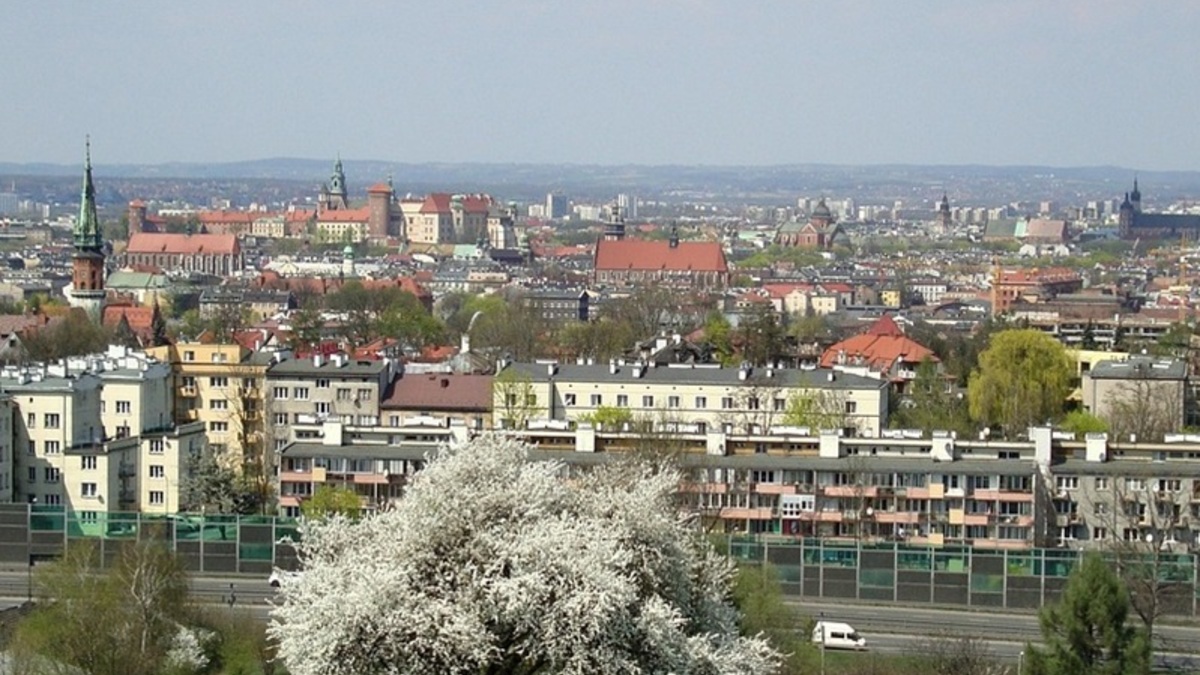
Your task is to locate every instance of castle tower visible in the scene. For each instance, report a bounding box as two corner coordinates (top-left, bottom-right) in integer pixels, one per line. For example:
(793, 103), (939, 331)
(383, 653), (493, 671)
(367, 181), (393, 240)
(68, 139), (106, 320)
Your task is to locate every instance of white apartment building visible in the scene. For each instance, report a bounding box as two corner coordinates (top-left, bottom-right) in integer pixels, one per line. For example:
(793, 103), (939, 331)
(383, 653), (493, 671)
(494, 361), (889, 438)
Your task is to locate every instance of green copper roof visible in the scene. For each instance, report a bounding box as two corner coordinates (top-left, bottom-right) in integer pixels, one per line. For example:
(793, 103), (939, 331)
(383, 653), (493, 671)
(74, 139), (104, 252)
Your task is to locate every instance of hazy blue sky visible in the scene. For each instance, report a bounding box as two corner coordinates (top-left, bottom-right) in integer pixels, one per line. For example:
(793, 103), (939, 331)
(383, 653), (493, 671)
(3, 1), (1198, 170)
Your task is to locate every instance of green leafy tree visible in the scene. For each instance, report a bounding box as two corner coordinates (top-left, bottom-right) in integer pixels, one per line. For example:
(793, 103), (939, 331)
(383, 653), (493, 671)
(782, 388), (854, 433)
(967, 328), (1073, 438)
(289, 306), (325, 351)
(301, 485), (362, 520)
(21, 309), (114, 362)
(732, 563), (813, 675)
(737, 302), (786, 367)
(1060, 409), (1109, 435)
(704, 310), (736, 365)
(1025, 553), (1150, 675)
(890, 358), (974, 436)
(578, 405), (633, 431)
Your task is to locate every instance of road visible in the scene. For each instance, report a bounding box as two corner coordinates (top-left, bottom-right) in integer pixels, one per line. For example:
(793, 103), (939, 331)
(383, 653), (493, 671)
(5, 569), (1200, 669)
(790, 599), (1200, 670)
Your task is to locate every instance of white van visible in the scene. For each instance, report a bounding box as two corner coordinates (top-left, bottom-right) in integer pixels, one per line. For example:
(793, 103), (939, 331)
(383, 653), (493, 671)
(811, 621), (867, 651)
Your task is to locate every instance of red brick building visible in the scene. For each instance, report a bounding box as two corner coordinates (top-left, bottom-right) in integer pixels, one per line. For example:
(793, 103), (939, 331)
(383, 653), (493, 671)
(592, 236), (728, 288)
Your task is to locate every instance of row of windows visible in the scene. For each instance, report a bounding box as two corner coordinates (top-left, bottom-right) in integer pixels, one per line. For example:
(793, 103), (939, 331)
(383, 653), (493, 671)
(557, 392), (857, 414)
(1055, 476), (1188, 492)
(270, 386), (374, 402)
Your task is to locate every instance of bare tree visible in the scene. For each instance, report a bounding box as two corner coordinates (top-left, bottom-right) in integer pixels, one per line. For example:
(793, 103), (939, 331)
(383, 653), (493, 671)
(492, 367), (538, 430)
(912, 632), (1008, 675)
(1103, 365), (1186, 444)
(727, 374), (788, 435)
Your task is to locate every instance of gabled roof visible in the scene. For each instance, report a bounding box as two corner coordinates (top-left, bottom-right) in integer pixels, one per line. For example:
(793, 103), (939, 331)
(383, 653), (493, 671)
(315, 207), (371, 223)
(819, 314), (937, 372)
(420, 193), (453, 214)
(594, 239), (727, 273)
(382, 373), (492, 411)
(126, 232), (239, 256)
(102, 304), (157, 343)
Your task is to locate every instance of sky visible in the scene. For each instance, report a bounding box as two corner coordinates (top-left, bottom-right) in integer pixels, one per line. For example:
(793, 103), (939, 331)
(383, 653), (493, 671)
(2, 1), (1199, 170)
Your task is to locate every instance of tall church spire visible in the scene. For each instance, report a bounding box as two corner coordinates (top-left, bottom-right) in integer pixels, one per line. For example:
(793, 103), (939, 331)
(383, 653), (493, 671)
(74, 137), (103, 251)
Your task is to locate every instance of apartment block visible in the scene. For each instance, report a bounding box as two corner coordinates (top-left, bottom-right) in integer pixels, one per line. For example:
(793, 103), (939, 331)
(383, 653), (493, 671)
(0, 396), (13, 503)
(494, 361), (888, 438)
(146, 341), (276, 471)
(267, 353), (396, 449)
(3, 347), (207, 515)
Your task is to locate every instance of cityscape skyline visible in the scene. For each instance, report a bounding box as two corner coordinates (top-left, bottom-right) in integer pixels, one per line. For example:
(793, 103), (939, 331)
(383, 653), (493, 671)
(3, 1), (1199, 171)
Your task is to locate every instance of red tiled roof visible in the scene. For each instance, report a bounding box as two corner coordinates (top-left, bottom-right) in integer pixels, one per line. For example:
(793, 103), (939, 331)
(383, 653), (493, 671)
(127, 232), (239, 255)
(316, 207), (371, 223)
(594, 239), (728, 273)
(0, 314), (49, 337)
(286, 209), (315, 222)
(102, 304), (156, 341)
(819, 315), (937, 371)
(381, 373), (493, 411)
(420, 193), (453, 214)
(462, 194), (492, 213)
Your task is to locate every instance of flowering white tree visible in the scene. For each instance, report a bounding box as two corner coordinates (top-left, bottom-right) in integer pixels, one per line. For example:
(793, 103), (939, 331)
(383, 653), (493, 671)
(270, 434), (780, 675)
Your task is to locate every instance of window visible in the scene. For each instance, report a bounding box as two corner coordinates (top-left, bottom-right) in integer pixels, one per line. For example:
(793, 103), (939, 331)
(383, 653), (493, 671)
(26, 413), (34, 429)
(43, 494), (62, 506)
(183, 350), (195, 361)
(1158, 479), (1182, 493)
(642, 395), (654, 408)
(293, 387), (310, 400)
(45, 413), (61, 428)
(242, 378), (256, 390)
(27, 467), (36, 483)
(668, 396), (680, 408)
(81, 483), (97, 498)
(273, 387), (288, 400)
(81, 456), (97, 470)
(210, 377), (228, 388)
(1092, 527), (1108, 541)
(747, 397), (760, 411)
(721, 397), (735, 410)
(209, 399), (228, 410)
(695, 396), (707, 409)
(1093, 502), (1109, 515)
(117, 425), (130, 439)
(773, 398), (787, 412)
(590, 394), (602, 406)
(525, 394), (537, 406)
(564, 393), (576, 406)
(1095, 477), (1109, 490)
(337, 388), (352, 401)
(149, 465), (164, 479)
(44, 441), (60, 455)
(1124, 478), (1145, 491)
(26, 440), (34, 456)
(359, 389), (372, 402)
(616, 394), (628, 407)
(315, 402), (331, 415)
(274, 413), (288, 425)
(210, 421), (228, 432)
(844, 401), (857, 414)
(316, 378), (330, 389)
(149, 491), (165, 506)
(1055, 476), (1079, 491)
(149, 439), (164, 454)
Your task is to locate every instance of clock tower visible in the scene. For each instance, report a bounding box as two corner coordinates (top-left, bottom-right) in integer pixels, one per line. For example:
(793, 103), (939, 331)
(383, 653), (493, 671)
(67, 139), (106, 320)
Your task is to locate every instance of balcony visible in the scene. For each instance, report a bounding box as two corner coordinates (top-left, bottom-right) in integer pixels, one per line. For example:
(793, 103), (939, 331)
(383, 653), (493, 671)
(874, 511), (922, 525)
(753, 483), (797, 495)
(180, 386), (198, 398)
(718, 507), (774, 520)
(963, 513), (991, 526)
(822, 485), (879, 498)
(679, 482), (728, 494)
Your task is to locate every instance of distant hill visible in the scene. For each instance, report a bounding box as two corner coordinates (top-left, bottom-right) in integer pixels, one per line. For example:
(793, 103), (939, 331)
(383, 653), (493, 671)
(3, 159), (1200, 206)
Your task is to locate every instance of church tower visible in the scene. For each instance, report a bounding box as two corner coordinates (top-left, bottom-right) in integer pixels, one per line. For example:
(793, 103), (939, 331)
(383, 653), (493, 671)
(68, 139), (106, 320)
(1130, 177), (1142, 214)
(603, 201), (626, 241)
(938, 193), (952, 234)
(319, 156), (350, 213)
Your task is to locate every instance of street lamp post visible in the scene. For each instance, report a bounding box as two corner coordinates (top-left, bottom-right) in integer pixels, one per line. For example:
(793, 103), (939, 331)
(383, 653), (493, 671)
(818, 611), (826, 675)
(1018, 649), (1024, 675)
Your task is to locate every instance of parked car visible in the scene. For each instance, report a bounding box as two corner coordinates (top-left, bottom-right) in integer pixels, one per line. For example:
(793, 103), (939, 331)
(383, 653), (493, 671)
(811, 621), (867, 651)
(268, 570), (302, 588)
